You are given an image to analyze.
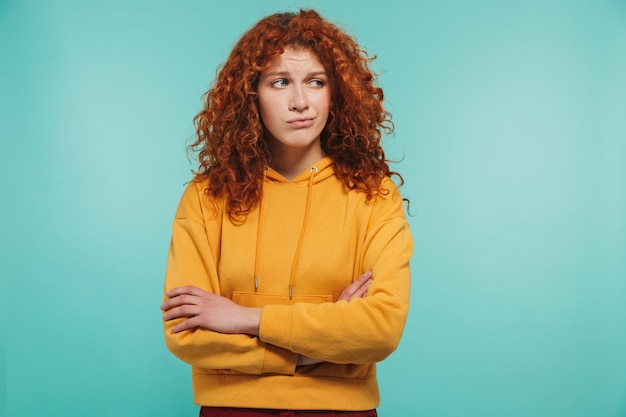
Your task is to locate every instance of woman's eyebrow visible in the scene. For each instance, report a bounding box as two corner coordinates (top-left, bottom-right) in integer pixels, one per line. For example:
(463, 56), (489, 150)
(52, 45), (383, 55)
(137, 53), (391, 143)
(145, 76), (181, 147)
(262, 70), (328, 78)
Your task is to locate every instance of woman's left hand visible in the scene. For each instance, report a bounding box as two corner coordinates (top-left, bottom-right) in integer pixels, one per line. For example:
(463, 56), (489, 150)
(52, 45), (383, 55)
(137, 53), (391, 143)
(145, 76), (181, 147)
(161, 286), (261, 335)
(337, 271), (372, 302)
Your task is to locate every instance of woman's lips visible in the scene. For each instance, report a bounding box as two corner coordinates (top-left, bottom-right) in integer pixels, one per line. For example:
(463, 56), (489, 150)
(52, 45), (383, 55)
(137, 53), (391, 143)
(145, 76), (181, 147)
(287, 117), (315, 128)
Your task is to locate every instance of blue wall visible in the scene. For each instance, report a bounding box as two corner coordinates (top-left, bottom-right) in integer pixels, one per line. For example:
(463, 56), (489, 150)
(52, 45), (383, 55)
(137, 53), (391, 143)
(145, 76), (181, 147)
(2, 0), (625, 416)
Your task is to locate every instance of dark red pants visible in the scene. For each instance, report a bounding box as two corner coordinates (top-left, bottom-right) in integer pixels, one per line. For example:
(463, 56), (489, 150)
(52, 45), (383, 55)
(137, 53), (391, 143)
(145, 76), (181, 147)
(199, 407), (377, 417)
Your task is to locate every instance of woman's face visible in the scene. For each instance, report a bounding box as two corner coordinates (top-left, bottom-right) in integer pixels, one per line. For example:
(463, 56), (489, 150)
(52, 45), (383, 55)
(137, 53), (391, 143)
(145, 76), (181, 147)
(257, 47), (331, 164)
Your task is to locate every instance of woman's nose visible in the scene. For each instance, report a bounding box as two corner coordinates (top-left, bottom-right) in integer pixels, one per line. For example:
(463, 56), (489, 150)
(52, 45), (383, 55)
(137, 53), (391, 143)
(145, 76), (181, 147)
(289, 87), (309, 111)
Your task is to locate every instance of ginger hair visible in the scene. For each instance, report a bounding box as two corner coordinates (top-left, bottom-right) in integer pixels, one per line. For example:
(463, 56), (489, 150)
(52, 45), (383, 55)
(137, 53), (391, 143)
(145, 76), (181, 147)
(189, 9), (403, 219)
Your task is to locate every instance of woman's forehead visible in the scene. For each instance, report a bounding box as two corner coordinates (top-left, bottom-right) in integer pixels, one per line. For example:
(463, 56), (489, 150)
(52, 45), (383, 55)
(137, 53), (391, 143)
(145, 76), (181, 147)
(263, 47), (325, 72)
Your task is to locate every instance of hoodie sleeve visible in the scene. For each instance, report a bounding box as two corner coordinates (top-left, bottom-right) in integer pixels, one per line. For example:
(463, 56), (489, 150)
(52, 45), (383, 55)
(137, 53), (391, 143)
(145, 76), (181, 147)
(258, 181), (413, 364)
(163, 183), (299, 375)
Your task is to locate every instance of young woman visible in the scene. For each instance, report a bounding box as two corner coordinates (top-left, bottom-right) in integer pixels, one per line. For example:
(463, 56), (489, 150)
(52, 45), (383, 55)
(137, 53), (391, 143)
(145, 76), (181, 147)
(161, 9), (413, 417)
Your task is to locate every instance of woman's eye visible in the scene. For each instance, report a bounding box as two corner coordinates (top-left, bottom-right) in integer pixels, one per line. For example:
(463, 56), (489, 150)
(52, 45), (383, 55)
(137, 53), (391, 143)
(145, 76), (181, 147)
(271, 79), (289, 88)
(309, 79), (325, 87)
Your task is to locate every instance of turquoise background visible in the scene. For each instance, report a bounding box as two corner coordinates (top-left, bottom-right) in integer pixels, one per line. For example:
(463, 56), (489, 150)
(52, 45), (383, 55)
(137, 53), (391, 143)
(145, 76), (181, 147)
(2, 0), (625, 416)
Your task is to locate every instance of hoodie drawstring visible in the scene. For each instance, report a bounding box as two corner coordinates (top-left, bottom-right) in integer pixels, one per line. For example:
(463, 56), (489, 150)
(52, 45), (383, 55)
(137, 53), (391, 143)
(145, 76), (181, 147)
(288, 165), (317, 298)
(253, 164), (318, 298)
(253, 191), (265, 290)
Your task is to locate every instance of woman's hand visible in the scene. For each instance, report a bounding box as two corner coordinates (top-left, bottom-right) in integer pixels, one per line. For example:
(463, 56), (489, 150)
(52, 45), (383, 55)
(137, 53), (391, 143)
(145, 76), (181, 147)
(161, 286), (261, 335)
(337, 271), (372, 302)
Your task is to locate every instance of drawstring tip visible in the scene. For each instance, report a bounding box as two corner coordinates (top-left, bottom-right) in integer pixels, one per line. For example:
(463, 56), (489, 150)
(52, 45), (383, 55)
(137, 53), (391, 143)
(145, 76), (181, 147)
(289, 286), (293, 299)
(254, 276), (259, 290)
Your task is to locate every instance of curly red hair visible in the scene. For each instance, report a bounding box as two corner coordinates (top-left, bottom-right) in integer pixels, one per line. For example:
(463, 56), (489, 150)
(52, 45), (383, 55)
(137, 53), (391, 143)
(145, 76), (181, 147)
(190, 9), (402, 218)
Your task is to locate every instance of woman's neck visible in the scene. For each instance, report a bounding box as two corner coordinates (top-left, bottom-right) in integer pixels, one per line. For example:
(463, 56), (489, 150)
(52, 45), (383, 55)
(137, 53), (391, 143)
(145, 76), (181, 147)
(270, 144), (325, 181)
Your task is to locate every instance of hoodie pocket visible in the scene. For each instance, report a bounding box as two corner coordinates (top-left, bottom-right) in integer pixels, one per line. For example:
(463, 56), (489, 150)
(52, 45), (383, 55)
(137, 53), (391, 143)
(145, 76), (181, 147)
(232, 291), (332, 307)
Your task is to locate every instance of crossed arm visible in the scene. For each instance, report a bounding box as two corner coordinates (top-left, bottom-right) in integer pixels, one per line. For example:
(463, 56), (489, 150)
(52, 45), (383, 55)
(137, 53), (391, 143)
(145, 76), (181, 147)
(161, 270), (373, 335)
(161, 271), (373, 365)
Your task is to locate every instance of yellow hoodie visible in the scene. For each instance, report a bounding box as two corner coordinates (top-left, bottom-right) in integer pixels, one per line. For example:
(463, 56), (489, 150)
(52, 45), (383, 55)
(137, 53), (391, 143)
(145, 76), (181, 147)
(163, 157), (413, 411)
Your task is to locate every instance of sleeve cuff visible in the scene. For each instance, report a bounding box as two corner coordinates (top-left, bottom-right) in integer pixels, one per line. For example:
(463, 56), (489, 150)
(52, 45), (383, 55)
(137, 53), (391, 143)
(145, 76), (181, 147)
(259, 305), (297, 374)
